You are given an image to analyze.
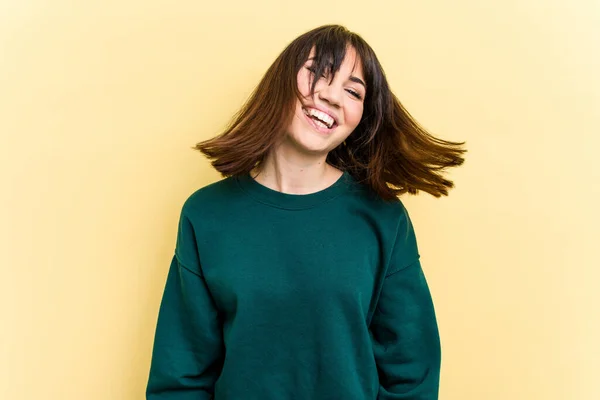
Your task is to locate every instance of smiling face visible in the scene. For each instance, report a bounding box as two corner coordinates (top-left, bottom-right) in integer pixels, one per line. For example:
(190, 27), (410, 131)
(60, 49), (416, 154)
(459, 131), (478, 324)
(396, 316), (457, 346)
(283, 46), (366, 157)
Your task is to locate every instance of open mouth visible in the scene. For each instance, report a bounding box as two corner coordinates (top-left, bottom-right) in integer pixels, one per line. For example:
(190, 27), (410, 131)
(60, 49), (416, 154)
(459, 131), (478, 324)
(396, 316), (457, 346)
(302, 107), (338, 131)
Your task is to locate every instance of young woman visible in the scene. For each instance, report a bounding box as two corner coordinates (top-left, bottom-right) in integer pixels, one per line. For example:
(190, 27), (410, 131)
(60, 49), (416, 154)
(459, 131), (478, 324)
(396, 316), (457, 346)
(146, 24), (466, 400)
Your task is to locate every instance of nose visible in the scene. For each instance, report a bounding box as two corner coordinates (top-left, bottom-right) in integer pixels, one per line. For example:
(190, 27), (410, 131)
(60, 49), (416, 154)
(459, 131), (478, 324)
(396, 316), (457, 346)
(317, 80), (342, 108)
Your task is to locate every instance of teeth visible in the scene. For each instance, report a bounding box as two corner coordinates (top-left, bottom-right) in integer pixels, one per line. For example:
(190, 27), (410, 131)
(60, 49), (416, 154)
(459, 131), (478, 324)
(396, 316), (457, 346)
(314, 119), (328, 129)
(304, 108), (335, 128)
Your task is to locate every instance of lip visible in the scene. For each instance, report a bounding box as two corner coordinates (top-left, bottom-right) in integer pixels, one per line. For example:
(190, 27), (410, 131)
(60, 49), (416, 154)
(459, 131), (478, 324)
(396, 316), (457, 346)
(303, 105), (339, 126)
(303, 110), (337, 134)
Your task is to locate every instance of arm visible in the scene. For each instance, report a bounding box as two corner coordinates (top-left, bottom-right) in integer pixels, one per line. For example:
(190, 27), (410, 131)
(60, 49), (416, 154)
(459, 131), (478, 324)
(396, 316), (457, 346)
(370, 204), (441, 399)
(146, 207), (224, 399)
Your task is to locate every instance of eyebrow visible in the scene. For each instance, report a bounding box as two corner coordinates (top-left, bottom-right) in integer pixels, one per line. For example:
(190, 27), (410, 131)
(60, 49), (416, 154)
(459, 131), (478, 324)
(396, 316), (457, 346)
(349, 76), (366, 89)
(306, 57), (367, 89)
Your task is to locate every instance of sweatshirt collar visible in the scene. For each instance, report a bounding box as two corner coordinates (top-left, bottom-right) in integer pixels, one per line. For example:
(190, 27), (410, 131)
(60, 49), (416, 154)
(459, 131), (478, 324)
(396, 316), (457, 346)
(235, 170), (353, 210)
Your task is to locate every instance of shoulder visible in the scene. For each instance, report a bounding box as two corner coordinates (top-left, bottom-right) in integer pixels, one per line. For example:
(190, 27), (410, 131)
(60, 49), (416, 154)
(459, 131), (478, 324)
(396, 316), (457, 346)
(345, 178), (419, 272)
(179, 175), (238, 216)
(344, 175), (416, 247)
(346, 174), (411, 224)
(173, 176), (239, 265)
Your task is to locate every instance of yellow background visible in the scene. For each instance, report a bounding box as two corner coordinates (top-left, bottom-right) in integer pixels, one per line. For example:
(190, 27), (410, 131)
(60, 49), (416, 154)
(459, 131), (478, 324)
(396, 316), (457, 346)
(1, 1), (599, 399)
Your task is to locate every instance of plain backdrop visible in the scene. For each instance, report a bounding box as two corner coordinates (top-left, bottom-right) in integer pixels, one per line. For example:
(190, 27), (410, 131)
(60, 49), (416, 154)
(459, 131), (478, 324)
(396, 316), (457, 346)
(1, 1), (599, 399)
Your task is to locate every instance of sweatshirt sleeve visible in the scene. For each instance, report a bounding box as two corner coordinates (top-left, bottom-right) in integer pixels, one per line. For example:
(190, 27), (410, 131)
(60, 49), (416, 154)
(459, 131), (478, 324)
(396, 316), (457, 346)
(370, 203), (442, 399)
(146, 205), (224, 399)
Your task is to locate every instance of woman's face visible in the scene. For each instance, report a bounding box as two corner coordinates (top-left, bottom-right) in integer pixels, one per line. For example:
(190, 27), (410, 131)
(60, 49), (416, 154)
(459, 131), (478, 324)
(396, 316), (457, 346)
(284, 46), (366, 157)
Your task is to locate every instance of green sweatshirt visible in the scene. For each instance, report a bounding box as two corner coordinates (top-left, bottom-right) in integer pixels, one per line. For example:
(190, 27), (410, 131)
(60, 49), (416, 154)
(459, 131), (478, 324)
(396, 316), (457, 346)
(146, 170), (441, 400)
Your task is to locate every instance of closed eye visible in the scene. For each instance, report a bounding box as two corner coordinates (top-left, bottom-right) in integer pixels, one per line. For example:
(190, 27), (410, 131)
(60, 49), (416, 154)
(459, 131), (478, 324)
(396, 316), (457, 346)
(306, 66), (328, 79)
(306, 66), (363, 100)
(346, 89), (362, 100)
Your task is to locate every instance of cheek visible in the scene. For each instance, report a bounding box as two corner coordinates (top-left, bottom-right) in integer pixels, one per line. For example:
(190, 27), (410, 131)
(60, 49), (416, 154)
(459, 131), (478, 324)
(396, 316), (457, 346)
(346, 104), (364, 128)
(297, 72), (312, 98)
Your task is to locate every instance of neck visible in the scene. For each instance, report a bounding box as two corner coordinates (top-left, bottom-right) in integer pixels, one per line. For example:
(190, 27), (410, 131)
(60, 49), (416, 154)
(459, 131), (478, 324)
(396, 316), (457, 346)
(250, 151), (343, 195)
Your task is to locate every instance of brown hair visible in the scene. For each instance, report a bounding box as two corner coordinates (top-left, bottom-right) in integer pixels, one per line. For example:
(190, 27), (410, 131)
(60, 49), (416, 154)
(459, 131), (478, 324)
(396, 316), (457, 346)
(195, 25), (466, 201)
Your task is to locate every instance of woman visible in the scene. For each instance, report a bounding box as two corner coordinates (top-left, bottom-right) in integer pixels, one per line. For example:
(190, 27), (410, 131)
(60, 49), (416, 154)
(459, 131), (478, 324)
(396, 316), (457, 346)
(146, 24), (466, 400)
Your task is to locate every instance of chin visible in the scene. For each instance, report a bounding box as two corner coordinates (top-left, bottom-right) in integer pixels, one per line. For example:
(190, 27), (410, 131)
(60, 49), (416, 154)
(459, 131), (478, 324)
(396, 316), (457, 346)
(291, 132), (343, 154)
